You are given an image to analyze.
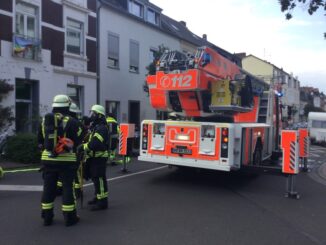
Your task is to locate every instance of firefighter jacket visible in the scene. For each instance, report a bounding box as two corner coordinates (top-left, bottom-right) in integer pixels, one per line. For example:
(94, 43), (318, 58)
(38, 114), (82, 163)
(83, 119), (109, 158)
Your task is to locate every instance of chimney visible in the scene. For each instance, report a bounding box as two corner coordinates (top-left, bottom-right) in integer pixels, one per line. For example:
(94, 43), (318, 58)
(202, 34), (207, 40)
(179, 21), (186, 27)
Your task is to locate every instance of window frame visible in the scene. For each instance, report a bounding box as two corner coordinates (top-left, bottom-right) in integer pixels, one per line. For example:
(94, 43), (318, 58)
(66, 18), (84, 56)
(15, 2), (38, 38)
(67, 85), (84, 114)
(108, 32), (120, 69)
(129, 39), (139, 73)
(147, 8), (159, 25)
(128, 0), (144, 18)
(106, 101), (120, 122)
(149, 48), (158, 64)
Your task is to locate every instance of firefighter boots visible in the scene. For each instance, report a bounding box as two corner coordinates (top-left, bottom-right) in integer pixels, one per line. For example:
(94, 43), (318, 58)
(64, 211), (80, 227)
(90, 198), (108, 211)
(42, 210), (54, 226)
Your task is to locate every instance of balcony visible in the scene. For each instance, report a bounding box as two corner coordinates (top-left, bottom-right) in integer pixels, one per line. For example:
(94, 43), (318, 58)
(12, 34), (42, 61)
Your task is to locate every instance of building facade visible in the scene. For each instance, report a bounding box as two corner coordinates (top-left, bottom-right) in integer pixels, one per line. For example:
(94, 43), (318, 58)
(99, 0), (239, 130)
(242, 55), (300, 124)
(99, 0), (180, 129)
(0, 0), (97, 133)
(1, 0), (242, 135)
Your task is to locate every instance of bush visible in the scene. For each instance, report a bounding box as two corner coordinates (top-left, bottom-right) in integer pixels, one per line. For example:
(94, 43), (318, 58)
(4, 133), (41, 164)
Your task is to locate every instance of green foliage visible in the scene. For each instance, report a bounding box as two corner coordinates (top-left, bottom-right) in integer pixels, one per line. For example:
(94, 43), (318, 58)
(143, 44), (169, 95)
(279, 0), (326, 38)
(4, 133), (41, 164)
(146, 44), (168, 75)
(0, 79), (14, 130)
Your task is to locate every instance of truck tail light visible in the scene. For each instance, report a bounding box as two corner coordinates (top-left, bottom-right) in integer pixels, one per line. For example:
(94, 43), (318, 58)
(221, 128), (229, 157)
(142, 124), (149, 150)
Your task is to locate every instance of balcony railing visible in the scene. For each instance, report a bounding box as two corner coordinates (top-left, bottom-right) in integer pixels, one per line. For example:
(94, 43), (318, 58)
(12, 34), (42, 61)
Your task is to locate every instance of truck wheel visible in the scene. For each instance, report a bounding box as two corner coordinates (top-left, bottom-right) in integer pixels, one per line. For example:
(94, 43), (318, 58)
(253, 148), (262, 165)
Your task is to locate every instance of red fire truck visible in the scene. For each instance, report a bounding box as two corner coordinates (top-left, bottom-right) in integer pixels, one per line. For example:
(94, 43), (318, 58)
(138, 46), (308, 198)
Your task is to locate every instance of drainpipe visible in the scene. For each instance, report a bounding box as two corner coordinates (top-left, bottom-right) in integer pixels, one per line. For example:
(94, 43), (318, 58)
(96, 0), (103, 104)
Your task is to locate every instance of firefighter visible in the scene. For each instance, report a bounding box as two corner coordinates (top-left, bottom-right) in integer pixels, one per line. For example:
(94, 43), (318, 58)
(106, 113), (119, 164)
(38, 94), (81, 226)
(82, 105), (109, 211)
(56, 103), (83, 197)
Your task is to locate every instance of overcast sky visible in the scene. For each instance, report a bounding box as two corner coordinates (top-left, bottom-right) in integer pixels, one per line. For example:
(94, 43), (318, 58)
(151, 0), (326, 93)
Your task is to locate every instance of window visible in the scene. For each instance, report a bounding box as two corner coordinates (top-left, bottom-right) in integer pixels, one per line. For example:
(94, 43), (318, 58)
(66, 19), (83, 55)
(129, 0), (143, 18)
(14, 2), (41, 60)
(312, 120), (326, 129)
(108, 33), (119, 68)
(67, 85), (83, 114)
(147, 8), (159, 25)
(129, 40), (139, 73)
(15, 79), (39, 133)
(16, 2), (37, 38)
(106, 101), (120, 122)
(149, 48), (158, 63)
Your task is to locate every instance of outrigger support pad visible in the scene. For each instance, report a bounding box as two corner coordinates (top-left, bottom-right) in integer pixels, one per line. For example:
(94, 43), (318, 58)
(285, 175), (300, 200)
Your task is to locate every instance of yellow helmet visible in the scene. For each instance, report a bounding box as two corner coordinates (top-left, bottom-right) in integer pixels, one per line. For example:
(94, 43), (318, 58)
(52, 94), (71, 108)
(91, 104), (105, 116)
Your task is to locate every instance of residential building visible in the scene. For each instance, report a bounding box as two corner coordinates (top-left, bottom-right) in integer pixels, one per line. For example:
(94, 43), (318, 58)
(241, 55), (300, 124)
(0, 0), (97, 133)
(99, 0), (239, 130)
(1, 0), (242, 135)
(281, 73), (300, 123)
(300, 86), (326, 120)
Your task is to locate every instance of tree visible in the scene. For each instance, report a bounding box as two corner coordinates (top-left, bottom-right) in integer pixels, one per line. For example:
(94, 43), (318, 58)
(279, 0), (326, 38)
(0, 79), (14, 131)
(304, 103), (324, 117)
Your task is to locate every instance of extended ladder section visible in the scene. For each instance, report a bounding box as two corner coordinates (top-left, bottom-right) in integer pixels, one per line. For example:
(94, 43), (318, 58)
(258, 91), (269, 123)
(147, 46), (269, 120)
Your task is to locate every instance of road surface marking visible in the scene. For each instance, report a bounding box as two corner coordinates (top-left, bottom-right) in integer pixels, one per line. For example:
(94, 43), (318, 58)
(309, 153), (320, 157)
(84, 166), (167, 187)
(0, 185), (43, 191)
(0, 166), (167, 192)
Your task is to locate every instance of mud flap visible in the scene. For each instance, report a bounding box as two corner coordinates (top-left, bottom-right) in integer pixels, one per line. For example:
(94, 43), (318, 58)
(298, 128), (309, 172)
(119, 124), (135, 172)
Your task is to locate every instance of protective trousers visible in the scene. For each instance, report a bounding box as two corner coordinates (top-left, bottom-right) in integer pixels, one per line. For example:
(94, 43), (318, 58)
(41, 164), (78, 224)
(88, 157), (108, 207)
(56, 167), (81, 197)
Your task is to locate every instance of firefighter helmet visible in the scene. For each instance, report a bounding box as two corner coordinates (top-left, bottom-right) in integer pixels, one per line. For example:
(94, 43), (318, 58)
(52, 94), (71, 108)
(69, 102), (81, 113)
(54, 137), (74, 154)
(91, 104), (105, 116)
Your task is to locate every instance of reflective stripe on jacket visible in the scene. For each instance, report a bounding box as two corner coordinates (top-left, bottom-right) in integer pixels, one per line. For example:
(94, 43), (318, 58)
(41, 150), (77, 162)
(83, 121), (109, 159)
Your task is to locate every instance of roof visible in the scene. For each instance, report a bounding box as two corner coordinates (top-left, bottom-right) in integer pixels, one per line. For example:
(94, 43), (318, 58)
(99, 0), (240, 65)
(243, 54), (285, 72)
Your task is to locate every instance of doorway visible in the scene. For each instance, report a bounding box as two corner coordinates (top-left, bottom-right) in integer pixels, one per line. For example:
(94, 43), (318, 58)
(15, 79), (39, 132)
(128, 100), (140, 129)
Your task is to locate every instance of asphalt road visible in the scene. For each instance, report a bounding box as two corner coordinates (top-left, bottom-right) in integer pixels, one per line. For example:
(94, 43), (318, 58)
(0, 146), (326, 245)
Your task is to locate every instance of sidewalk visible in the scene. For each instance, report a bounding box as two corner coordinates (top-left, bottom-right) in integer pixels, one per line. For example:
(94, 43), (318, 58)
(0, 159), (40, 170)
(317, 163), (326, 181)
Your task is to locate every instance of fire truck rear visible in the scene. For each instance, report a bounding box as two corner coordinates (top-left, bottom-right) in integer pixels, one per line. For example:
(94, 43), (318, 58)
(138, 46), (308, 198)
